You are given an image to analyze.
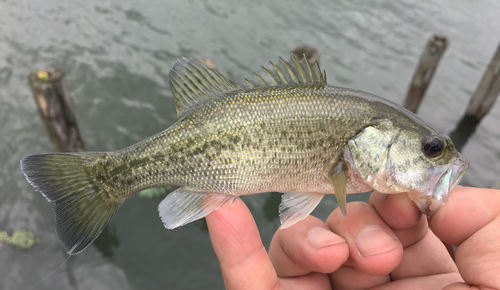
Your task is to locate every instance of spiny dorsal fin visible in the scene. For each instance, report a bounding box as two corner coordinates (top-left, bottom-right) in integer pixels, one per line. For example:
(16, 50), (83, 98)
(168, 57), (241, 118)
(245, 54), (327, 88)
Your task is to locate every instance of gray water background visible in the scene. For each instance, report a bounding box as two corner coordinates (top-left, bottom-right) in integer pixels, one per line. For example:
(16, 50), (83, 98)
(1, 0), (500, 289)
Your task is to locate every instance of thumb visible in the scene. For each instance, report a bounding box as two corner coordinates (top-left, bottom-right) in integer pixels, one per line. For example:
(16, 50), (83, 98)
(205, 198), (282, 290)
(429, 186), (500, 289)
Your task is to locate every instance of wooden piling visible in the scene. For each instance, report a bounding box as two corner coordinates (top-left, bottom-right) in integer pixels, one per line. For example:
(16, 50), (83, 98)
(450, 41), (500, 151)
(28, 68), (84, 152)
(291, 45), (320, 64)
(403, 35), (449, 113)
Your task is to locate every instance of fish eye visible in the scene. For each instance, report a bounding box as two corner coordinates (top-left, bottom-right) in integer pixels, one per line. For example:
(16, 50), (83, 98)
(423, 137), (444, 158)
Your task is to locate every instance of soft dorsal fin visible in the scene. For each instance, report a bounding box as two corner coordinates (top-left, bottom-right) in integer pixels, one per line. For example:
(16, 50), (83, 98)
(168, 57), (241, 117)
(245, 54), (327, 88)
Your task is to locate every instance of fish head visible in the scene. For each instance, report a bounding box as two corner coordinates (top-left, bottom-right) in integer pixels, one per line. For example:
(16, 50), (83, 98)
(345, 119), (469, 216)
(403, 134), (469, 216)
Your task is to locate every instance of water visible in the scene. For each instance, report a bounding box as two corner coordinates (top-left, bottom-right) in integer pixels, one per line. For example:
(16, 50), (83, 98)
(1, 0), (500, 289)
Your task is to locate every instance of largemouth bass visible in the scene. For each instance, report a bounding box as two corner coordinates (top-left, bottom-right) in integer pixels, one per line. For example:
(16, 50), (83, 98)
(20, 55), (469, 255)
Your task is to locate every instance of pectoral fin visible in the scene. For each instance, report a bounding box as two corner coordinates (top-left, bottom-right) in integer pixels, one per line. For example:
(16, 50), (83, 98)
(329, 161), (348, 218)
(158, 188), (235, 229)
(279, 192), (325, 229)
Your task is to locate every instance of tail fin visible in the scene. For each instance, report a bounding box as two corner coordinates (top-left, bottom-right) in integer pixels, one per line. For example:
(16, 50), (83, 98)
(20, 153), (124, 255)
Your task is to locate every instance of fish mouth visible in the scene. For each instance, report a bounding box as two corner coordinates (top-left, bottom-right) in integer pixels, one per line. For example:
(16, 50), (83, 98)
(411, 153), (469, 216)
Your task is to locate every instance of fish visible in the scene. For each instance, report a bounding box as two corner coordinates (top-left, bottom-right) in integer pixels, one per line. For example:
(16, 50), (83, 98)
(20, 55), (469, 255)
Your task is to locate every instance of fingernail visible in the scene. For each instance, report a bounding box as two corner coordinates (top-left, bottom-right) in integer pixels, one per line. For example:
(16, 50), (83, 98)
(307, 227), (345, 250)
(356, 225), (399, 257)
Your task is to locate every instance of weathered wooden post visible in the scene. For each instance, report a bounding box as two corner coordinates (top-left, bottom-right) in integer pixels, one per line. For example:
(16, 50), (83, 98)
(450, 42), (500, 151)
(403, 35), (449, 113)
(28, 68), (84, 152)
(291, 45), (320, 64)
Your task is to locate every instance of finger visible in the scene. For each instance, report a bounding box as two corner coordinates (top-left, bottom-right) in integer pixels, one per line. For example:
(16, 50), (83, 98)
(329, 265), (391, 290)
(279, 272), (333, 290)
(269, 215), (349, 278)
(369, 191), (426, 248)
(326, 202), (403, 288)
(206, 198), (282, 290)
(369, 192), (422, 235)
(429, 186), (500, 246)
(430, 186), (500, 289)
(368, 273), (464, 290)
(370, 191), (460, 281)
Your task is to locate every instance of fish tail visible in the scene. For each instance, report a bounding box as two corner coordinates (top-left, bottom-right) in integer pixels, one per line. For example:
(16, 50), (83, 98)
(20, 153), (123, 255)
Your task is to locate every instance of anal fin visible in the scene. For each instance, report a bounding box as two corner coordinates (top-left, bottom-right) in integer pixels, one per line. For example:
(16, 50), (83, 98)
(279, 192), (325, 229)
(158, 188), (235, 229)
(329, 161), (348, 218)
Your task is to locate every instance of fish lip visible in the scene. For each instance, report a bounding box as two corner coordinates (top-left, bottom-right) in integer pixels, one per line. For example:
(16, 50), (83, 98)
(421, 153), (469, 215)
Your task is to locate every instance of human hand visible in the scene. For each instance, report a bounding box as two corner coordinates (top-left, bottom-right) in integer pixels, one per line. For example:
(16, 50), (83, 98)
(205, 187), (500, 289)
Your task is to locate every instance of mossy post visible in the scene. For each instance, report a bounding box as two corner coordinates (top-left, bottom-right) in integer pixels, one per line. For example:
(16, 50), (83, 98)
(450, 41), (500, 151)
(28, 68), (84, 152)
(403, 35), (449, 113)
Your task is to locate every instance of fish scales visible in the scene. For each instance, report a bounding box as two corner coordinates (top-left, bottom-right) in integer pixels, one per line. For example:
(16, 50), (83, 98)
(99, 87), (384, 196)
(20, 55), (469, 254)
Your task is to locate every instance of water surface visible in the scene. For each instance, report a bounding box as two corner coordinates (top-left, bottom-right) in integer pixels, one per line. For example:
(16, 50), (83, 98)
(1, 1), (500, 289)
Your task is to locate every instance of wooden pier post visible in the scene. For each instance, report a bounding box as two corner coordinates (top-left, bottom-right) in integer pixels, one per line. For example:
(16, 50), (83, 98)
(28, 68), (84, 152)
(450, 41), (500, 151)
(403, 35), (449, 113)
(291, 45), (320, 64)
